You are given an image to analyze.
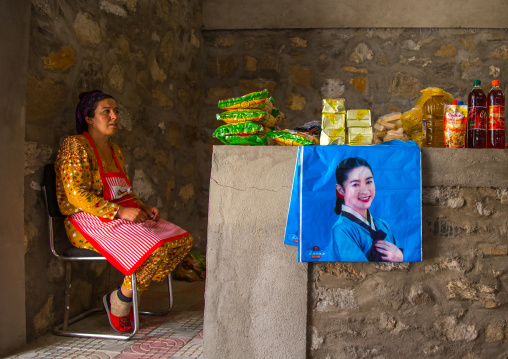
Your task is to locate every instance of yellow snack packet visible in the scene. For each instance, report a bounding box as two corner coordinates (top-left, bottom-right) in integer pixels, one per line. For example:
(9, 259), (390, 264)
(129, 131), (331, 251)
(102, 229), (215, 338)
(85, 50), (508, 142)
(322, 99), (346, 114)
(348, 127), (373, 145)
(320, 129), (346, 145)
(346, 109), (371, 127)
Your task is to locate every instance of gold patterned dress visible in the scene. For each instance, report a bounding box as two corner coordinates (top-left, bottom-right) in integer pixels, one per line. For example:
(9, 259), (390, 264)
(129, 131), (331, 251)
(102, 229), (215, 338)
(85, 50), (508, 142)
(55, 134), (193, 291)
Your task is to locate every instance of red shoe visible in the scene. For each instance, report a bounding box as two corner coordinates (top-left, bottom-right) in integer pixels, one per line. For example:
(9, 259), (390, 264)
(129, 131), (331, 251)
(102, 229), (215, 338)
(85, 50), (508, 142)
(103, 293), (133, 333)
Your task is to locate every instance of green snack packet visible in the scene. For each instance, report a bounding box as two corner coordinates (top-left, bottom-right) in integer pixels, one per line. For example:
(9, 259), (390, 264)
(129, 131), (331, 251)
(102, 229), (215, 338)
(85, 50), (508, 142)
(218, 90), (270, 110)
(267, 130), (319, 146)
(218, 134), (267, 145)
(213, 122), (264, 139)
(216, 110), (277, 128)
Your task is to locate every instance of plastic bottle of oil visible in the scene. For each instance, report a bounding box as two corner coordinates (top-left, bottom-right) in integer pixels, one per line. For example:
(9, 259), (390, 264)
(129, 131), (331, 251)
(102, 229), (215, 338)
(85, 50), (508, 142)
(422, 89), (451, 147)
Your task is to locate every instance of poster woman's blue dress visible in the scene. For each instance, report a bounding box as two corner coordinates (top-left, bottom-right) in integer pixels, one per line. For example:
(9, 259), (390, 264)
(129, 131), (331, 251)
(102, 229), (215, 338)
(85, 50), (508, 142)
(329, 205), (400, 262)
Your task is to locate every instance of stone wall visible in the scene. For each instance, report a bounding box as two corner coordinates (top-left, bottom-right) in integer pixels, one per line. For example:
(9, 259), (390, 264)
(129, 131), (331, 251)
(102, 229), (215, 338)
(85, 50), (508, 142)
(310, 185), (508, 358)
(24, 0), (204, 340)
(203, 28), (507, 133)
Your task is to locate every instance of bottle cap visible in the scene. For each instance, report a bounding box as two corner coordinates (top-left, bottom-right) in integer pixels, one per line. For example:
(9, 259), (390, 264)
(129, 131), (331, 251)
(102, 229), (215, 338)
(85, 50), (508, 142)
(453, 100), (458, 105)
(492, 80), (500, 86)
(473, 80), (481, 86)
(457, 101), (464, 105)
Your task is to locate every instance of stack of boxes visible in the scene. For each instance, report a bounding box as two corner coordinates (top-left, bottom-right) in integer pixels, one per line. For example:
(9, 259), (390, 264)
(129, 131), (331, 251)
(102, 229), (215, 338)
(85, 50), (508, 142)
(346, 109), (373, 145)
(320, 99), (346, 145)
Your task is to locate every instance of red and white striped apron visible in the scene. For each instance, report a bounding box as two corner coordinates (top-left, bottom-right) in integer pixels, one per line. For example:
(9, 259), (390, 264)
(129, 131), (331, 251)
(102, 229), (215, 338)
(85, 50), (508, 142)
(68, 132), (190, 275)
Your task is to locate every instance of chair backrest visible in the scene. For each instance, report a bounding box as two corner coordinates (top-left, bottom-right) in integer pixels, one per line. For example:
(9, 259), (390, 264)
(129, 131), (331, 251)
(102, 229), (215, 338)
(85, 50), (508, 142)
(42, 163), (65, 218)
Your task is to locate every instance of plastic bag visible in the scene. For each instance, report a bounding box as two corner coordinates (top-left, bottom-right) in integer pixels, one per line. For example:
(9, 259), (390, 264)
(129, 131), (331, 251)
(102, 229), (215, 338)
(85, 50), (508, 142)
(218, 133), (267, 145)
(174, 251), (206, 282)
(217, 110), (278, 128)
(218, 89), (273, 112)
(213, 121), (264, 138)
(267, 130), (319, 146)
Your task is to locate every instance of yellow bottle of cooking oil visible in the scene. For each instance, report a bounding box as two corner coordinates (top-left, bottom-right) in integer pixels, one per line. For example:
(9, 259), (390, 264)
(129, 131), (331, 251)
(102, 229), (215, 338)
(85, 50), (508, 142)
(422, 89), (452, 147)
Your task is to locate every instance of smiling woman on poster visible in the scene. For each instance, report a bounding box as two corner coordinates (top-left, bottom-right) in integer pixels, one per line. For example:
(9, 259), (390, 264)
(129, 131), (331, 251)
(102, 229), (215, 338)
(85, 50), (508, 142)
(330, 157), (403, 262)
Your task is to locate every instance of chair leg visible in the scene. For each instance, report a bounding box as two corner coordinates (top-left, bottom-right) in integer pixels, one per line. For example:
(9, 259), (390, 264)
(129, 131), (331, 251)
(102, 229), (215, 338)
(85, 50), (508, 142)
(63, 262), (72, 331)
(131, 273), (140, 333)
(53, 263), (138, 340)
(139, 274), (173, 316)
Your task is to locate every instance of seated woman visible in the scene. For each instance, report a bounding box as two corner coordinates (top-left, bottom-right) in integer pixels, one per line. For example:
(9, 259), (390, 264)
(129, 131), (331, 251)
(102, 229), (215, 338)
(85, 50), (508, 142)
(55, 90), (193, 333)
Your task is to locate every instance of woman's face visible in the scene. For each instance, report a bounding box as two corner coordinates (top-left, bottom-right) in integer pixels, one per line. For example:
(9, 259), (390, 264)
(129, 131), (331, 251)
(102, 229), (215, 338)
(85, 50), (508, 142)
(86, 98), (120, 136)
(336, 165), (375, 217)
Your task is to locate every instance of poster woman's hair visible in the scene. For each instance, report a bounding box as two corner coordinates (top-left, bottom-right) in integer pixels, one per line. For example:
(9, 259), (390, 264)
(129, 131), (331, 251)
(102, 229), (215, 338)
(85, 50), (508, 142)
(334, 157), (373, 215)
(75, 90), (115, 134)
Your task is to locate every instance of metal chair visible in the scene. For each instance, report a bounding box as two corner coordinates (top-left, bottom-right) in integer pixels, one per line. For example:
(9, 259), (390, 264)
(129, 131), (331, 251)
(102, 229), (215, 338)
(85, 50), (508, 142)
(42, 163), (173, 340)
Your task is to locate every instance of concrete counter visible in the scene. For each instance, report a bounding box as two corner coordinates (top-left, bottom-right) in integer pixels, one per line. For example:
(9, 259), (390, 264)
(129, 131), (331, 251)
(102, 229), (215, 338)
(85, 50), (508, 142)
(203, 145), (508, 359)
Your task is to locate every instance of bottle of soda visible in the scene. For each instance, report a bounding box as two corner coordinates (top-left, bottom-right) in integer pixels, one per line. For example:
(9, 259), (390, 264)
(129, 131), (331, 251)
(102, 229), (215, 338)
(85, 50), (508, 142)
(467, 80), (487, 148)
(487, 80), (505, 149)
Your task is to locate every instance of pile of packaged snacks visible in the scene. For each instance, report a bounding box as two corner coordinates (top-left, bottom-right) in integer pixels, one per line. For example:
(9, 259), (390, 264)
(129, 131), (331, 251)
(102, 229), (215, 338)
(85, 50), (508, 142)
(401, 87), (454, 146)
(268, 121), (320, 146)
(320, 99), (346, 145)
(214, 90), (286, 145)
(372, 112), (410, 143)
(346, 109), (373, 145)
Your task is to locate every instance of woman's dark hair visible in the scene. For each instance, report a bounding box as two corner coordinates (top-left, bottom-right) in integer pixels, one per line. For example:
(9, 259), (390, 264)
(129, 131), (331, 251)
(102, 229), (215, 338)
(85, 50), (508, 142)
(334, 157), (373, 215)
(75, 90), (115, 134)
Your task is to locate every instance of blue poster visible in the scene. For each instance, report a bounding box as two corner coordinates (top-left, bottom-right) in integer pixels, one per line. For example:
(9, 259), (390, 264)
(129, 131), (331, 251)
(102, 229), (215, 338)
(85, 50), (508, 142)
(284, 140), (422, 263)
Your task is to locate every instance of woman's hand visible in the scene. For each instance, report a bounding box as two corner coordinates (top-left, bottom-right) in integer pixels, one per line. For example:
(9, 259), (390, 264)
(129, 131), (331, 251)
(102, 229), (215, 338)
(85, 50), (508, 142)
(116, 206), (149, 223)
(142, 206), (160, 221)
(375, 240), (404, 262)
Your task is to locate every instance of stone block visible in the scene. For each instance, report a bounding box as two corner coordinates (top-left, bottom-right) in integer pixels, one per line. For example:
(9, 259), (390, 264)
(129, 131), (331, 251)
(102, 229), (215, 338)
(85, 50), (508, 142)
(389, 72), (421, 99)
(26, 76), (67, 122)
(485, 321), (505, 342)
(24, 141), (52, 176)
(289, 64), (312, 87)
(287, 92), (306, 110)
(477, 244), (508, 256)
(350, 77), (368, 93)
(238, 79), (276, 95)
(244, 55), (257, 71)
(43, 46), (76, 71)
(320, 79), (345, 98)
(150, 58), (167, 82)
(490, 45), (508, 59)
(314, 287), (357, 310)
(435, 45), (457, 57)
(73, 12), (101, 46)
(349, 43), (373, 64)
(434, 315), (478, 342)
(290, 37), (307, 48)
(322, 263), (365, 282)
(206, 56), (238, 79)
(205, 87), (233, 105)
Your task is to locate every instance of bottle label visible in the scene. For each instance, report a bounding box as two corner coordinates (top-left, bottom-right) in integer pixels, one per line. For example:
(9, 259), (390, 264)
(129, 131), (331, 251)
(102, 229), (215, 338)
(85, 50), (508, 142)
(488, 106), (505, 130)
(468, 106), (487, 129)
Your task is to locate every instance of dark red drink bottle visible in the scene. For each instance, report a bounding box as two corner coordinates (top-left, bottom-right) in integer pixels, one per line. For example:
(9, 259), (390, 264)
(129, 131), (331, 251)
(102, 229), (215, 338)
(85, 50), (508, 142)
(487, 80), (505, 149)
(467, 80), (487, 148)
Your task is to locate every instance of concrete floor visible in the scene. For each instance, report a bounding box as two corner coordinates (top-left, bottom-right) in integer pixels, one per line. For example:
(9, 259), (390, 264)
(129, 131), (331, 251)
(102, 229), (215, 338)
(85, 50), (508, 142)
(6, 280), (205, 359)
